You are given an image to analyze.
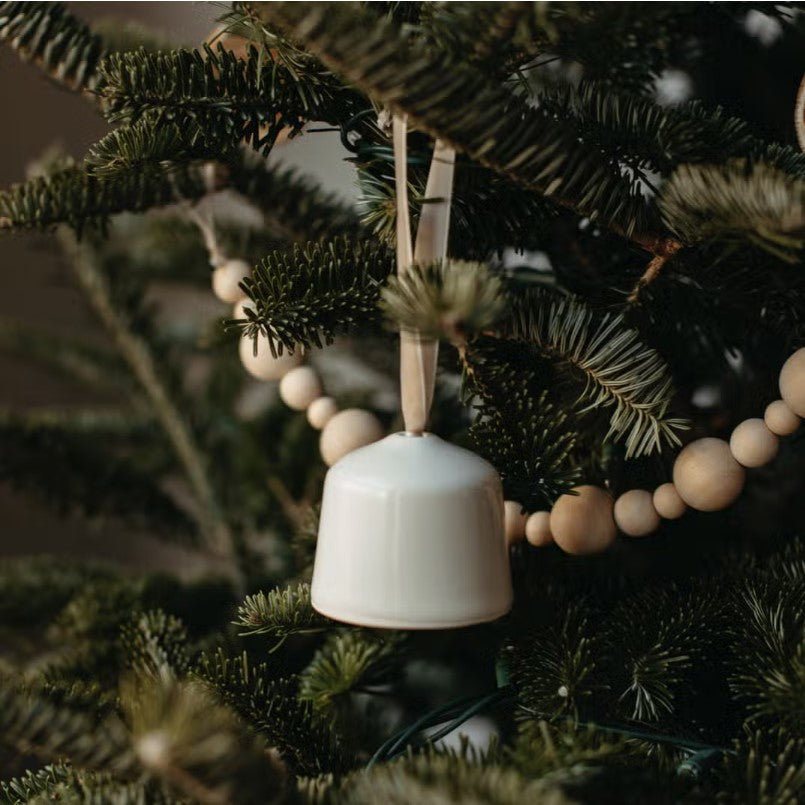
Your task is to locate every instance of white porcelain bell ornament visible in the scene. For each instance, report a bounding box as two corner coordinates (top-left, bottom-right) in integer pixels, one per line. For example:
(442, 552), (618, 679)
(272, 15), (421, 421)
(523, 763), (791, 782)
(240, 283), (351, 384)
(312, 433), (512, 628)
(311, 114), (513, 628)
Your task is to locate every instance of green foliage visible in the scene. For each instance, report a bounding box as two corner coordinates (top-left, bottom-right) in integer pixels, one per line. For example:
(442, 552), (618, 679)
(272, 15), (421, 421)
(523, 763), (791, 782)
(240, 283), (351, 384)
(381, 260), (505, 340)
(0, 2), (105, 92)
(661, 162), (805, 261)
(0, 763), (90, 805)
(261, 2), (655, 239)
(503, 288), (688, 458)
(235, 583), (329, 647)
(238, 238), (394, 355)
(120, 610), (191, 680)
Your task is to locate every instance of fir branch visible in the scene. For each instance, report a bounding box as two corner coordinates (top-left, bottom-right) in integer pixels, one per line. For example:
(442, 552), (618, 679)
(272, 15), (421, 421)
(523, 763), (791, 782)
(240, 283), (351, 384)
(96, 43), (362, 153)
(0, 763), (92, 805)
(58, 231), (236, 567)
(120, 610), (191, 680)
(238, 238), (394, 356)
(381, 260), (506, 341)
(0, 1), (105, 93)
(0, 163), (211, 233)
(195, 649), (344, 776)
(502, 289), (688, 458)
(260, 2), (665, 249)
(660, 161), (805, 262)
(122, 677), (285, 805)
(234, 583), (328, 648)
(0, 683), (135, 775)
(299, 631), (403, 720)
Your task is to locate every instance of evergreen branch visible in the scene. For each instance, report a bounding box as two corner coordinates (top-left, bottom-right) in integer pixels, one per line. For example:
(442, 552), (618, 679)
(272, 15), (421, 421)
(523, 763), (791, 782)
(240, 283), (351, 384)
(195, 649), (345, 776)
(120, 610), (191, 680)
(0, 163), (211, 233)
(299, 631), (403, 721)
(0, 763), (93, 805)
(0, 683), (135, 775)
(234, 583), (328, 647)
(0, 412), (196, 539)
(0, 2), (105, 93)
(660, 161), (805, 262)
(96, 43), (362, 151)
(238, 238), (394, 356)
(260, 2), (665, 249)
(58, 231), (236, 567)
(502, 289), (688, 458)
(380, 260), (506, 340)
(122, 677), (285, 805)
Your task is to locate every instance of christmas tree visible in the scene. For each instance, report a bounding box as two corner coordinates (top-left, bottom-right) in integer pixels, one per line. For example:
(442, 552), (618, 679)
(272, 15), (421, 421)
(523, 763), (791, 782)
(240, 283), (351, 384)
(1, 2), (804, 803)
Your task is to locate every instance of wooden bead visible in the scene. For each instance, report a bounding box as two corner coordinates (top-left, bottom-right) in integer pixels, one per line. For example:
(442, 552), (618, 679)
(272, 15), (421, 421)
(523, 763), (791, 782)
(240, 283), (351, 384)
(212, 258), (251, 303)
(729, 418), (779, 468)
(614, 489), (660, 537)
(653, 483), (687, 520)
(525, 511), (553, 547)
(307, 396), (338, 430)
(320, 409), (384, 466)
(672, 438), (745, 512)
(279, 366), (323, 411)
(503, 501), (527, 545)
(779, 347), (805, 417)
(239, 333), (302, 381)
(764, 399), (800, 436)
(233, 297), (256, 320)
(550, 485), (616, 555)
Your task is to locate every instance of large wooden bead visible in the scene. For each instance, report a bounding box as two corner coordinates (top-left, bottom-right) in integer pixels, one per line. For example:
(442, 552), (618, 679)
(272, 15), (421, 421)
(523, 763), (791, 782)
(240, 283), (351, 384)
(279, 366), (323, 411)
(729, 418), (779, 468)
(764, 399), (800, 436)
(672, 438), (745, 512)
(239, 333), (302, 381)
(503, 501), (527, 545)
(233, 297), (256, 320)
(525, 511), (553, 547)
(653, 483), (686, 520)
(779, 347), (805, 417)
(550, 485), (616, 555)
(212, 258), (251, 303)
(614, 489), (660, 537)
(320, 409), (384, 466)
(307, 396), (338, 430)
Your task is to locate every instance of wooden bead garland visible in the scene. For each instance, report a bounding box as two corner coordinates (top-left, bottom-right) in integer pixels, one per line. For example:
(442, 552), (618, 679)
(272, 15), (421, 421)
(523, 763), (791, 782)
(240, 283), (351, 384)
(653, 483), (687, 520)
(779, 347), (805, 417)
(503, 501), (527, 545)
(280, 366), (323, 411)
(673, 438), (745, 512)
(307, 397), (338, 430)
(239, 333), (302, 381)
(320, 409), (385, 467)
(614, 489), (660, 537)
(525, 511), (553, 547)
(212, 258), (251, 304)
(729, 418), (779, 468)
(550, 486), (616, 555)
(764, 399), (800, 436)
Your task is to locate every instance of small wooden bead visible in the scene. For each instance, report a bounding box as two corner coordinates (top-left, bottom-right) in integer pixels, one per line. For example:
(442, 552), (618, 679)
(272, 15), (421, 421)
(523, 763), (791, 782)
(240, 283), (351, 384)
(764, 399), (800, 436)
(233, 297), (256, 320)
(614, 489), (660, 537)
(653, 483), (687, 520)
(525, 511), (553, 547)
(503, 501), (527, 545)
(779, 347), (805, 417)
(320, 409), (384, 466)
(550, 485), (616, 555)
(729, 418), (779, 468)
(212, 258), (251, 303)
(672, 437), (745, 512)
(307, 396), (338, 430)
(239, 333), (302, 381)
(279, 366), (323, 411)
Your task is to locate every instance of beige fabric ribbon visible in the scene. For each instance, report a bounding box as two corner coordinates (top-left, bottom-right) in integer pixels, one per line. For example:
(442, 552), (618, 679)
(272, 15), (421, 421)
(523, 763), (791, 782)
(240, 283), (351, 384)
(392, 115), (456, 434)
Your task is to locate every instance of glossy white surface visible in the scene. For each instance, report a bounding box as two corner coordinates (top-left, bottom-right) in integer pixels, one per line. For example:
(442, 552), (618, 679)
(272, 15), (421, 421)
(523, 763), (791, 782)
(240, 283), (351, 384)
(312, 432), (513, 629)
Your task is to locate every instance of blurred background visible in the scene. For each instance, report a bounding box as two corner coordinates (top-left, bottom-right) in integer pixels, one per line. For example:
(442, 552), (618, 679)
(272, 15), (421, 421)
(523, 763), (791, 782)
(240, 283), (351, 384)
(0, 2), (355, 573)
